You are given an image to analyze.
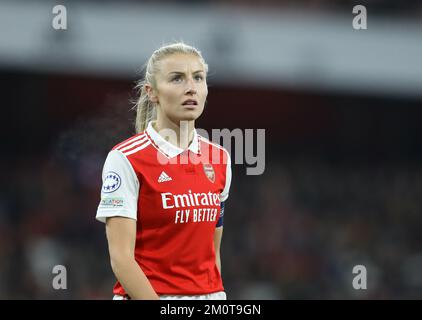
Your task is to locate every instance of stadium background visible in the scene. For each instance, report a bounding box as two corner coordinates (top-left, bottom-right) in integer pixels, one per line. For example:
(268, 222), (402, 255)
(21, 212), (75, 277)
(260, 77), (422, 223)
(1, 0), (422, 299)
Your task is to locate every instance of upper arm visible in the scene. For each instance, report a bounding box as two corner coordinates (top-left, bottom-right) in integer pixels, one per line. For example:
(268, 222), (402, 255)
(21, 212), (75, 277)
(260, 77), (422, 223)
(106, 216), (137, 261)
(220, 149), (232, 202)
(96, 150), (140, 223)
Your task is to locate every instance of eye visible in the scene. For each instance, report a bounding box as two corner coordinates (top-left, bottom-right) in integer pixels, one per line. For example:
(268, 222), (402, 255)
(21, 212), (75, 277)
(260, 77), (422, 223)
(194, 74), (204, 81)
(171, 75), (183, 83)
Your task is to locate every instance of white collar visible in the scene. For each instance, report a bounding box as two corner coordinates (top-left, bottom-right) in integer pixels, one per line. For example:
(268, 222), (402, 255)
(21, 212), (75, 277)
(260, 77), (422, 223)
(146, 121), (200, 158)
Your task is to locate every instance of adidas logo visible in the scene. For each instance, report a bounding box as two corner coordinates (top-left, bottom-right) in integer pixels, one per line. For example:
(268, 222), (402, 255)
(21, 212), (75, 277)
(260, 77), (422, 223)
(158, 171), (172, 183)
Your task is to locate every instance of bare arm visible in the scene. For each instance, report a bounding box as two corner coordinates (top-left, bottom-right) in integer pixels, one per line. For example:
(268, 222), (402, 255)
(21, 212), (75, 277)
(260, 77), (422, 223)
(106, 217), (159, 300)
(214, 226), (223, 274)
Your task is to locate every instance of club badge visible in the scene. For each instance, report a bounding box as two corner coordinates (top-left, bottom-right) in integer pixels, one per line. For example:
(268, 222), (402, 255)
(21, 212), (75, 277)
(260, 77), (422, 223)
(203, 163), (215, 183)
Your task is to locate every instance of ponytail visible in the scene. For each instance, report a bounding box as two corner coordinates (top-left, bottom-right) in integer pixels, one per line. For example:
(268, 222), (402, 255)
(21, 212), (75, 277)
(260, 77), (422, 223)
(134, 80), (156, 133)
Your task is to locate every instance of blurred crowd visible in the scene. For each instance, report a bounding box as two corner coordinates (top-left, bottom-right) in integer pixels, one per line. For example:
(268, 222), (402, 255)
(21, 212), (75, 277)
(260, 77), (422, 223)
(2, 98), (422, 299)
(225, 157), (422, 299)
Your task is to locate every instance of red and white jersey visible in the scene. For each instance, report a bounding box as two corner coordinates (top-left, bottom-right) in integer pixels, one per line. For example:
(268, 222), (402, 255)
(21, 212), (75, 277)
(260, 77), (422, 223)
(96, 121), (232, 296)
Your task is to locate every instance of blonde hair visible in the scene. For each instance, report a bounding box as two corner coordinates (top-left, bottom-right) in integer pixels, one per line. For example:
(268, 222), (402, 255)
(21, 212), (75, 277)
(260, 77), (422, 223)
(133, 42), (209, 133)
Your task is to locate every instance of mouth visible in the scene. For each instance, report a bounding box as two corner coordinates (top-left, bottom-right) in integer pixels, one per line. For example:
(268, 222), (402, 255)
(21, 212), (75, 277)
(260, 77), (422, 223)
(182, 99), (198, 107)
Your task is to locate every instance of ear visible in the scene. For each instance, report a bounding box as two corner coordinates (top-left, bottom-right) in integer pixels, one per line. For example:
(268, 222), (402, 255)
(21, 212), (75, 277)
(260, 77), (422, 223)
(145, 83), (159, 103)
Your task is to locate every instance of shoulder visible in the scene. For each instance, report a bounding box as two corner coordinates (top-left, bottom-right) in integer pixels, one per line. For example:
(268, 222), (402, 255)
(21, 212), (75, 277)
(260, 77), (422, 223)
(111, 131), (152, 157)
(198, 135), (231, 163)
(198, 135), (229, 153)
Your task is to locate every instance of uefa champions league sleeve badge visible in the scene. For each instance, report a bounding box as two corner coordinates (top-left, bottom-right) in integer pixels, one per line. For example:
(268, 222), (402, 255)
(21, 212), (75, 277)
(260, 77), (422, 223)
(102, 171), (122, 193)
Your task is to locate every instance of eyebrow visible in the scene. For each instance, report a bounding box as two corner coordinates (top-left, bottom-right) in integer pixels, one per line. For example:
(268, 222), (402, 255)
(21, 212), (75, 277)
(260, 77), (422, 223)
(168, 70), (205, 76)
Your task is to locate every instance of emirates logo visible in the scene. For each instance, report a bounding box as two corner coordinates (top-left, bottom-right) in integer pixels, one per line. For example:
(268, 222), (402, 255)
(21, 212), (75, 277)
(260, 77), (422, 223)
(202, 163), (215, 183)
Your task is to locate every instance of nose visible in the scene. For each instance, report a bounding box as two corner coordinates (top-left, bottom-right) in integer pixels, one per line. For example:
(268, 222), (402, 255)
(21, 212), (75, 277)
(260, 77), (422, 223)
(184, 77), (197, 95)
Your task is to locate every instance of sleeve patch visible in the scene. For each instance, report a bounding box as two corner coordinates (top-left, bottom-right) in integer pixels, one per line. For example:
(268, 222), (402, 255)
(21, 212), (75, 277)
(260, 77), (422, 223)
(102, 171), (122, 193)
(99, 197), (124, 208)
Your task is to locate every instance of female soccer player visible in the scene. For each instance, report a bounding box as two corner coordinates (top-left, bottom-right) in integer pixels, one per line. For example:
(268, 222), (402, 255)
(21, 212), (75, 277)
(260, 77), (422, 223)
(96, 42), (232, 300)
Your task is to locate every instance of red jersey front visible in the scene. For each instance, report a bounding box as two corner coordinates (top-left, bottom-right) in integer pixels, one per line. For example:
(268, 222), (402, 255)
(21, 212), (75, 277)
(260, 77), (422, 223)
(96, 121), (232, 296)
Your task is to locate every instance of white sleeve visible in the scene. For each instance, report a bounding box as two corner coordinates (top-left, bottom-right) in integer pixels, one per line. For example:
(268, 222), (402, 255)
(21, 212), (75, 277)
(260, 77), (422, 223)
(96, 150), (139, 223)
(220, 150), (232, 202)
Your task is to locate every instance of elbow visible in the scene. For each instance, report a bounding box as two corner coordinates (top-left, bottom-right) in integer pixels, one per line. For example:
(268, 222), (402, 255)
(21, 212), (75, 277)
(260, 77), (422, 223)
(109, 252), (133, 274)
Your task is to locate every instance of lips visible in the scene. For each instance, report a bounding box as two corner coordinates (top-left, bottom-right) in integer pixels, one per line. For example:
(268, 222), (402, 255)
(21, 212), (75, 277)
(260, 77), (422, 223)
(182, 99), (198, 106)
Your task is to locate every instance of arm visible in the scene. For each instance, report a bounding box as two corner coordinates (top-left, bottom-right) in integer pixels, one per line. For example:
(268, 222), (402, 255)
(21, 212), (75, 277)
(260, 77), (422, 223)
(214, 226), (223, 274)
(106, 216), (159, 300)
(214, 149), (230, 275)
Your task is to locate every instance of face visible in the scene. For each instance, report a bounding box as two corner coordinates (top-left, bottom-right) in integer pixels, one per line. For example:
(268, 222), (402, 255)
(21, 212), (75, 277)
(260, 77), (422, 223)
(147, 53), (208, 124)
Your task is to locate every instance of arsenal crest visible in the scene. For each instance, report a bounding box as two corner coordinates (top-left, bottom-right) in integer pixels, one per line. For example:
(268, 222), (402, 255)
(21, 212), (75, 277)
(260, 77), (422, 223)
(202, 163), (215, 183)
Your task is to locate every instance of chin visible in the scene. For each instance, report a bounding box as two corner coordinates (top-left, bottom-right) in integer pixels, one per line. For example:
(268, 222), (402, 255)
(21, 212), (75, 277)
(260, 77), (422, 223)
(179, 111), (203, 122)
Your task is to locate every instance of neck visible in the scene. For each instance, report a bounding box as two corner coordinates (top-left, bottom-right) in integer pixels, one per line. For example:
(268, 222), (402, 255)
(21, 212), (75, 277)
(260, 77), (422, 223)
(154, 117), (195, 149)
